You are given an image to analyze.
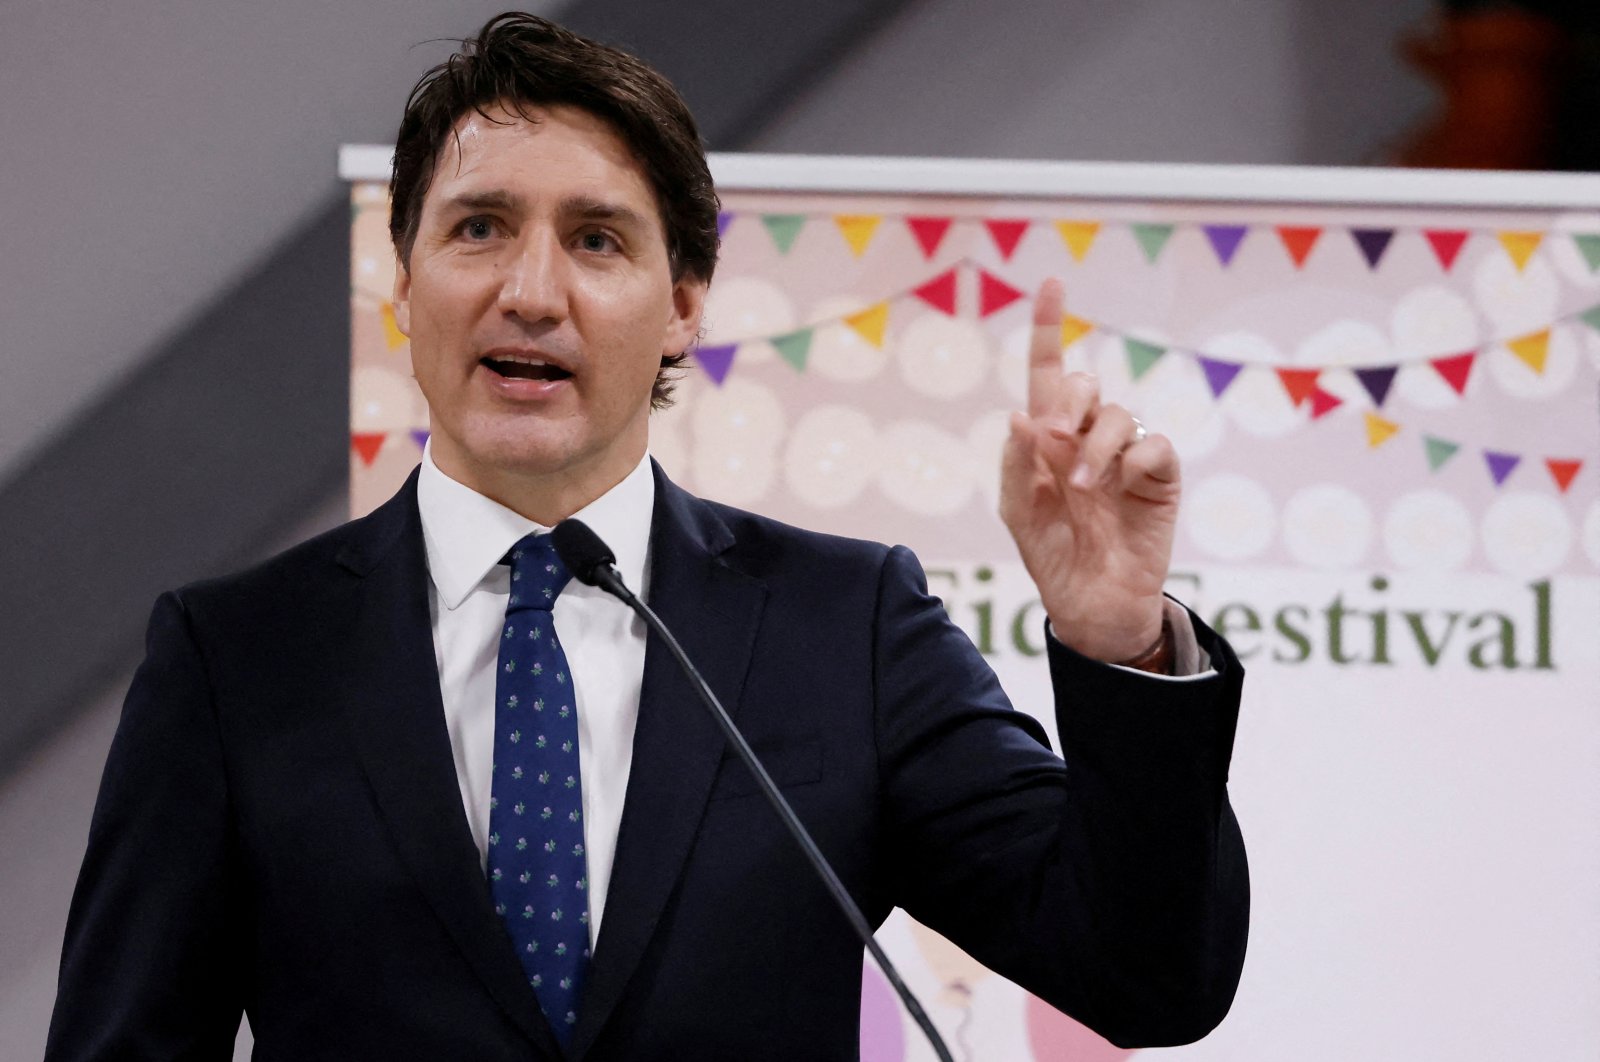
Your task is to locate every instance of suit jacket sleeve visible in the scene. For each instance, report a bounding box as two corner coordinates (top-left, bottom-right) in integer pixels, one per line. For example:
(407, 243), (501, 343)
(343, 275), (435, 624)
(46, 592), (245, 1061)
(873, 545), (1248, 1048)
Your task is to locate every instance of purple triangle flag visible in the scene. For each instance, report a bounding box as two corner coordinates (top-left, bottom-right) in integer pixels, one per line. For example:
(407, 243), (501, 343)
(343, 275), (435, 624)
(717, 211), (734, 239)
(1351, 228), (1395, 269)
(1485, 450), (1521, 486)
(409, 429), (430, 452)
(1203, 225), (1248, 267)
(695, 343), (737, 386)
(1354, 366), (1398, 407)
(1198, 356), (1243, 398)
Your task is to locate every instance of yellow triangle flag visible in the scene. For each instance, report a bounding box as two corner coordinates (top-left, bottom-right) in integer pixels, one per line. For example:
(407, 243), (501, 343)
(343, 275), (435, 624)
(1497, 231), (1543, 271)
(1507, 329), (1550, 373)
(1054, 221), (1101, 262)
(844, 302), (890, 347)
(380, 302), (408, 350)
(834, 215), (882, 258)
(1364, 411), (1401, 449)
(1061, 314), (1093, 349)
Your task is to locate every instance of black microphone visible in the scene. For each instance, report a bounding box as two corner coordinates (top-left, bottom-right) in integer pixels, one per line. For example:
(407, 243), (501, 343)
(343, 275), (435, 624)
(552, 518), (954, 1062)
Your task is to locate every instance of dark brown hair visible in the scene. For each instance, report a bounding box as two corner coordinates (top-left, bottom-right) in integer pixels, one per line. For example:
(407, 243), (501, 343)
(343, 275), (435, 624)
(389, 12), (719, 408)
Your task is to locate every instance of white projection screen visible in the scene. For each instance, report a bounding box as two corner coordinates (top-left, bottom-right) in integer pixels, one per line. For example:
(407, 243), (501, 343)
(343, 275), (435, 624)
(345, 147), (1600, 1061)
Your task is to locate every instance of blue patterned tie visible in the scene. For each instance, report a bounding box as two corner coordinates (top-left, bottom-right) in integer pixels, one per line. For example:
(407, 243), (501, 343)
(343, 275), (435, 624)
(488, 533), (590, 1045)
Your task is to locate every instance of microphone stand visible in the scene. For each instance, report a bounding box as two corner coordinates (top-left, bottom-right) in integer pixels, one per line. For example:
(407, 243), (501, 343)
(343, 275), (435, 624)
(556, 523), (955, 1062)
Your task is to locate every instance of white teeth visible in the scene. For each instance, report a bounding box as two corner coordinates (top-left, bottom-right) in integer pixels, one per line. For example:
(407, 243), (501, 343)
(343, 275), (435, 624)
(489, 354), (548, 366)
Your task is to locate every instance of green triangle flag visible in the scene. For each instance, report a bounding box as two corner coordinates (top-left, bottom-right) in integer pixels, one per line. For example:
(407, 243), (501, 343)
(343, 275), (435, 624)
(1573, 234), (1600, 272)
(1131, 224), (1175, 264)
(1581, 303), (1600, 333)
(1124, 337), (1166, 379)
(761, 214), (806, 254)
(1424, 435), (1460, 471)
(771, 328), (813, 372)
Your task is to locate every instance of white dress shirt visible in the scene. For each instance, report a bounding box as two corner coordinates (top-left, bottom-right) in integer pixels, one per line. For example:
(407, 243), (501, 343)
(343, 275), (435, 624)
(417, 444), (654, 951)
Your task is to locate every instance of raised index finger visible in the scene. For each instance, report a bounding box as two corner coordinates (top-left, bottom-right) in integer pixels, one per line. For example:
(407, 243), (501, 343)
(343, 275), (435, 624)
(1028, 277), (1067, 418)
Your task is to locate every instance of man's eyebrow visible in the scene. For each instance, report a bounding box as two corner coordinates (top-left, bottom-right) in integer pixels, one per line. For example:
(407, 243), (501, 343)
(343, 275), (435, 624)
(439, 189), (522, 214)
(560, 195), (651, 230)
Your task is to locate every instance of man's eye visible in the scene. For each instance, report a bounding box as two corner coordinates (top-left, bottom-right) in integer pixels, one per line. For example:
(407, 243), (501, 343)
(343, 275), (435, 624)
(578, 231), (617, 253)
(461, 217), (495, 240)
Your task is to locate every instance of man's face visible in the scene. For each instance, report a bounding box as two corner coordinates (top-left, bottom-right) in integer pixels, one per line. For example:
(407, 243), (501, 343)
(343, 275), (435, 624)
(394, 102), (705, 507)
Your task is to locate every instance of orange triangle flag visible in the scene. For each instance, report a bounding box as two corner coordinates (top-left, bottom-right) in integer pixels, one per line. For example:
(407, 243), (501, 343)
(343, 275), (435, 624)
(844, 302), (890, 347)
(1061, 314), (1093, 349)
(351, 432), (386, 466)
(1506, 329), (1550, 374)
(1308, 387), (1342, 420)
(912, 269), (958, 315)
(1276, 367), (1321, 407)
(1276, 226), (1322, 268)
(1364, 411), (1400, 448)
(834, 215), (882, 257)
(1546, 458), (1582, 493)
(1054, 221), (1101, 262)
(380, 303), (408, 350)
(1497, 231), (1543, 271)
(1431, 352), (1476, 395)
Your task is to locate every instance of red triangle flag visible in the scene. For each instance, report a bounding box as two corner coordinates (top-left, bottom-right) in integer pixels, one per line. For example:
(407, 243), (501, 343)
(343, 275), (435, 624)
(1308, 387), (1343, 420)
(1276, 226), (1322, 268)
(978, 269), (1026, 317)
(1276, 367), (1321, 407)
(912, 268), (958, 315)
(1424, 230), (1469, 271)
(1431, 351), (1476, 395)
(984, 219), (1030, 260)
(351, 432), (386, 467)
(1546, 458), (1582, 493)
(906, 216), (953, 259)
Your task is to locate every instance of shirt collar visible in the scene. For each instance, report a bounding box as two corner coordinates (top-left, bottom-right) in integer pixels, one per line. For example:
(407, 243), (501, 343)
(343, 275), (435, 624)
(417, 442), (655, 611)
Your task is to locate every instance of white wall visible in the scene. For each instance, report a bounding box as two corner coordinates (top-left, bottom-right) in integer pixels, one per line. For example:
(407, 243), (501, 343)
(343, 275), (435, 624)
(0, 0), (569, 485)
(751, 0), (1433, 166)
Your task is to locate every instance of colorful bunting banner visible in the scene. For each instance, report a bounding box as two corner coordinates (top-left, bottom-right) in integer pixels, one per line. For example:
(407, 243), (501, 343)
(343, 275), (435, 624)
(1574, 234), (1600, 273)
(906, 216), (953, 259)
(351, 433), (385, 466)
(1131, 223), (1175, 264)
(1497, 231), (1543, 272)
(409, 429), (430, 452)
(717, 211), (734, 239)
(834, 215), (881, 257)
(771, 329), (813, 373)
(1424, 229), (1469, 271)
(696, 343), (738, 386)
(762, 214), (806, 254)
(1308, 387), (1343, 420)
(380, 303), (408, 350)
(1506, 329), (1551, 374)
(1431, 352), (1476, 395)
(1424, 435), (1461, 471)
(1277, 226), (1322, 268)
(1198, 356), (1243, 398)
(977, 269), (1025, 318)
(1364, 412), (1400, 448)
(913, 269), (958, 315)
(1277, 367), (1321, 407)
(1354, 366), (1398, 408)
(1060, 314), (1093, 349)
(844, 302), (890, 347)
(984, 219), (1030, 260)
(1547, 458), (1582, 493)
(1124, 338), (1166, 380)
(1351, 228), (1395, 270)
(1055, 220), (1101, 261)
(1203, 224), (1248, 267)
(1485, 450), (1521, 486)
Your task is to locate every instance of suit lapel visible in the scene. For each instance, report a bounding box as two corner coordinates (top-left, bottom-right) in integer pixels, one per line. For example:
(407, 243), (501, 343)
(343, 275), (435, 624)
(333, 472), (563, 1059)
(570, 468), (768, 1058)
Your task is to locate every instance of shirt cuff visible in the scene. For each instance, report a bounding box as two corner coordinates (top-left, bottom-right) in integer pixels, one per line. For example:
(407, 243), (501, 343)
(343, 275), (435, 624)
(1048, 599), (1216, 683)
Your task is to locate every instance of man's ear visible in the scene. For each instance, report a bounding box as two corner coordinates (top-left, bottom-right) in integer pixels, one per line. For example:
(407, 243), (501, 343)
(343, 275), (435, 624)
(663, 274), (708, 356)
(391, 253), (412, 336)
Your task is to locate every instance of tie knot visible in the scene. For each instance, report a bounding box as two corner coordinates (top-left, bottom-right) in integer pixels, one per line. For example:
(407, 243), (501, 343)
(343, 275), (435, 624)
(504, 533), (571, 613)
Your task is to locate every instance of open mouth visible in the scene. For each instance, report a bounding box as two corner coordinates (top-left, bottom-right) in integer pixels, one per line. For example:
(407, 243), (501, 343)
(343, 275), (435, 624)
(482, 357), (574, 382)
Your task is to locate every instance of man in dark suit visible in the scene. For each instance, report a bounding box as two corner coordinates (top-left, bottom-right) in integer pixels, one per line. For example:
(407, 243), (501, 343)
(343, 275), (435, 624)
(46, 13), (1248, 1061)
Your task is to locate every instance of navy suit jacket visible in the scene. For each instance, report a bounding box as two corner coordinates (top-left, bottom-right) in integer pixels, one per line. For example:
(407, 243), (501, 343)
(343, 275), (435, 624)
(47, 465), (1247, 1060)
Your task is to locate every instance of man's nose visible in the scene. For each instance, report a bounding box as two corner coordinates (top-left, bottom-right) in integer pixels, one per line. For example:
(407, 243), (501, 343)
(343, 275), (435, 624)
(497, 233), (567, 323)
